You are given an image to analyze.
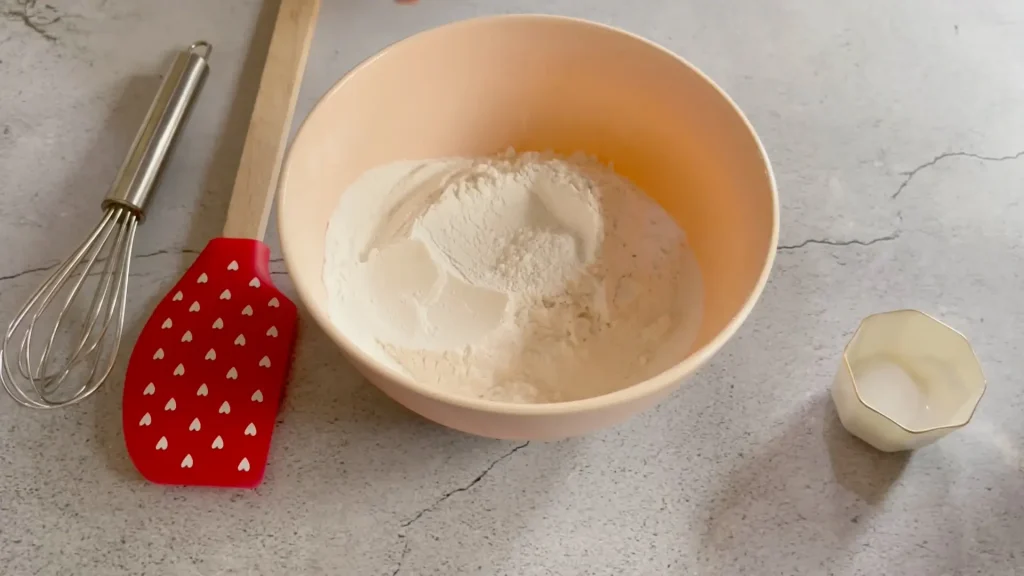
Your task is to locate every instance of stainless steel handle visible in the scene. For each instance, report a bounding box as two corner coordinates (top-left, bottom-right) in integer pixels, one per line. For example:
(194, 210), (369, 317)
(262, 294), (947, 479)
(103, 41), (212, 220)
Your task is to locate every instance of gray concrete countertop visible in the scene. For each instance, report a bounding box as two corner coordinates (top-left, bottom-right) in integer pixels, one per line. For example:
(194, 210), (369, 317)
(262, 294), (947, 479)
(2, 1), (1023, 574)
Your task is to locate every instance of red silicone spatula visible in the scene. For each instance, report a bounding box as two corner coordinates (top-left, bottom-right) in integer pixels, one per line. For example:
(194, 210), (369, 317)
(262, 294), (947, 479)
(123, 0), (320, 488)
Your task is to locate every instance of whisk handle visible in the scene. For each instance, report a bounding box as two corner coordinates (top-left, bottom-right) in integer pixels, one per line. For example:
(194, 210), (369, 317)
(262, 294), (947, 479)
(103, 42), (212, 221)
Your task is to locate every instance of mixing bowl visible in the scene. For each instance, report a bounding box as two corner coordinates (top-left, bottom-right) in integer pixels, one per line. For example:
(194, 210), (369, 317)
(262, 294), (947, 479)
(277, 15), (778, 439)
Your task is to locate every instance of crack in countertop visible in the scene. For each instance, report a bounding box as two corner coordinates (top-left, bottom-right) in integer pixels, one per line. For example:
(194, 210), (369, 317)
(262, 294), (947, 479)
(0, 247), (200, 285)
(779, 146), (1024, 251)
(388, 441), (529, 574)
(399, 441), (529, 529)
(777, 231), (900, 252)
(2, 0), (63, 43)
(0, 262), (57, 283)
(389, 540), (410, 576)
(891, 149), (1024, 199)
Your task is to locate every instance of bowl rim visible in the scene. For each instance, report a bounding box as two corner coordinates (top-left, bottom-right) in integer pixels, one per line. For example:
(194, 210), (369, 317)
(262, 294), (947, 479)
(278, 13), (780, 415)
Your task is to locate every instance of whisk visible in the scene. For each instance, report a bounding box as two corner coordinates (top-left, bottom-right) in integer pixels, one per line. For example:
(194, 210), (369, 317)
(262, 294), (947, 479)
(1, 42), (212, 409)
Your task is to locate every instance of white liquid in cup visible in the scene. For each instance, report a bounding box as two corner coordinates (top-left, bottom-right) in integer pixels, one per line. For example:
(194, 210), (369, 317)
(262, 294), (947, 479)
(853, 356), (960, 431)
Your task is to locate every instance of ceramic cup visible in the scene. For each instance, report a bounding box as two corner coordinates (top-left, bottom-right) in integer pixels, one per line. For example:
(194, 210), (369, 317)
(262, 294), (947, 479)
(831, 309), (986, 452)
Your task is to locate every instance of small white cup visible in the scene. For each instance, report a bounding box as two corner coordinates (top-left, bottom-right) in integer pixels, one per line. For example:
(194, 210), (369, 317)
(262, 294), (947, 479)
(831, 310), (986, 452)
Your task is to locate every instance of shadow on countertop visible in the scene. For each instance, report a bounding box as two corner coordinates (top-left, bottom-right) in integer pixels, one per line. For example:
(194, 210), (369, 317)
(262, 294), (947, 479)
(187, 0), (281, 251)
(822, 395), (909, 505)
(693, 391), (931, 574)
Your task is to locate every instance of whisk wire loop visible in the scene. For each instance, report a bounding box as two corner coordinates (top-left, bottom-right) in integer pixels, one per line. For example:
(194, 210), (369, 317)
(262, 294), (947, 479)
(1, 208), (137, 408)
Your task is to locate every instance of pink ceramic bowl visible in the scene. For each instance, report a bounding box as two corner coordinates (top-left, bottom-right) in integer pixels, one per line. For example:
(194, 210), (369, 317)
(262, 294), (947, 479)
(277, 15), (778, 439)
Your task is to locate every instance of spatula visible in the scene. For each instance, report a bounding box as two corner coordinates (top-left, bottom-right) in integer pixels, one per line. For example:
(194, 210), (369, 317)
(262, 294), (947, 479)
(123, 0), (320, 488)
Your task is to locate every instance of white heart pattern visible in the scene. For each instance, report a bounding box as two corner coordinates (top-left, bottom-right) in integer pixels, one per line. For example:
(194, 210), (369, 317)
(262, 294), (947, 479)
(161, 318), (172, 329)
(251, 390), (263, 402)
(143, 383), (156, 395)
(197, 383), (209, 396)
(227, 260), (239, 271)
(259, 356), (271, 368)
(212, 318), (224, 329)
(139, 412), (152, 426)
(268, 297), (280, 308)
(173, 291), (183, 301)
(245, 423), (257, 436)
(164, 398), (176, 411)
(156, 436), (168, 450)
(205, 349), (216, 361)
(212, 435), (224, 449)
(189, 417), (201, 431)
(238, 457), (250, 472)
(227, 367), (238, 380)
(153, 348), (164, 360)
(266, 326), (278, 337)
(242, 305), (253, 316)
(181, 330), (193, 343)
(189, 301), (200, 313)
(219, 401), (230, 414)
(173, 363), (185, 376)
(220, 289), (231, 300)
(197, 273), (208, 284)
(181, 454), (193, 468)
(234, 334), (246, 346)
(249, 277), (260, 288)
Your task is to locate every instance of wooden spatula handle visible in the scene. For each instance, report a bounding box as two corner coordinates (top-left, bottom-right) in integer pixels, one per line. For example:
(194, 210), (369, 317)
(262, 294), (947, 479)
(222, 0), (320, 241)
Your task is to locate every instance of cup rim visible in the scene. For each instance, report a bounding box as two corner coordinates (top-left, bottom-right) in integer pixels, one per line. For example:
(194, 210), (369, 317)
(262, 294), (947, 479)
(277, 13), (780, 416)
(841, 309), (987, 434)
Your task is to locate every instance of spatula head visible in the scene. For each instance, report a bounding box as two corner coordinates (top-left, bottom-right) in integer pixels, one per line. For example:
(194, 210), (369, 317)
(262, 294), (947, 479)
(123, 237), (298, 488)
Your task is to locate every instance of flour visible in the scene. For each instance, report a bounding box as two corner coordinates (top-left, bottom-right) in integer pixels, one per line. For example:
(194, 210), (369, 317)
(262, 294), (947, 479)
(324, 150), (703, 403)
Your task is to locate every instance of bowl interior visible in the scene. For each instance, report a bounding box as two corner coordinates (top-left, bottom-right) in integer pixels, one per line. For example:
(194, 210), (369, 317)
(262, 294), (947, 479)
(278, 16), (777, 399)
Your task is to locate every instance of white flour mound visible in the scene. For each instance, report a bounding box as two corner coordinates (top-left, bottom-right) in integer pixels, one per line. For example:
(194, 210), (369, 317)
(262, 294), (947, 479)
(324, 150), (703, 403)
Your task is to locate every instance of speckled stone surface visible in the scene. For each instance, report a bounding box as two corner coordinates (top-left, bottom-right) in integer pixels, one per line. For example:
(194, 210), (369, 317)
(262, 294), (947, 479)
(2, 1), (1023, 574)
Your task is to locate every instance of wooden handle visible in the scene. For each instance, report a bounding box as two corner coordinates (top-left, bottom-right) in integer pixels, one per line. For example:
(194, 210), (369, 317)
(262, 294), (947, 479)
(222, 0), (320, 240)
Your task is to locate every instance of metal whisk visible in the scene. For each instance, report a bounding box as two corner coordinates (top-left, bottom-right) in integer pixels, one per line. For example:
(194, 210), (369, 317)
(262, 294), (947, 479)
(1, 42), (212, 409)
